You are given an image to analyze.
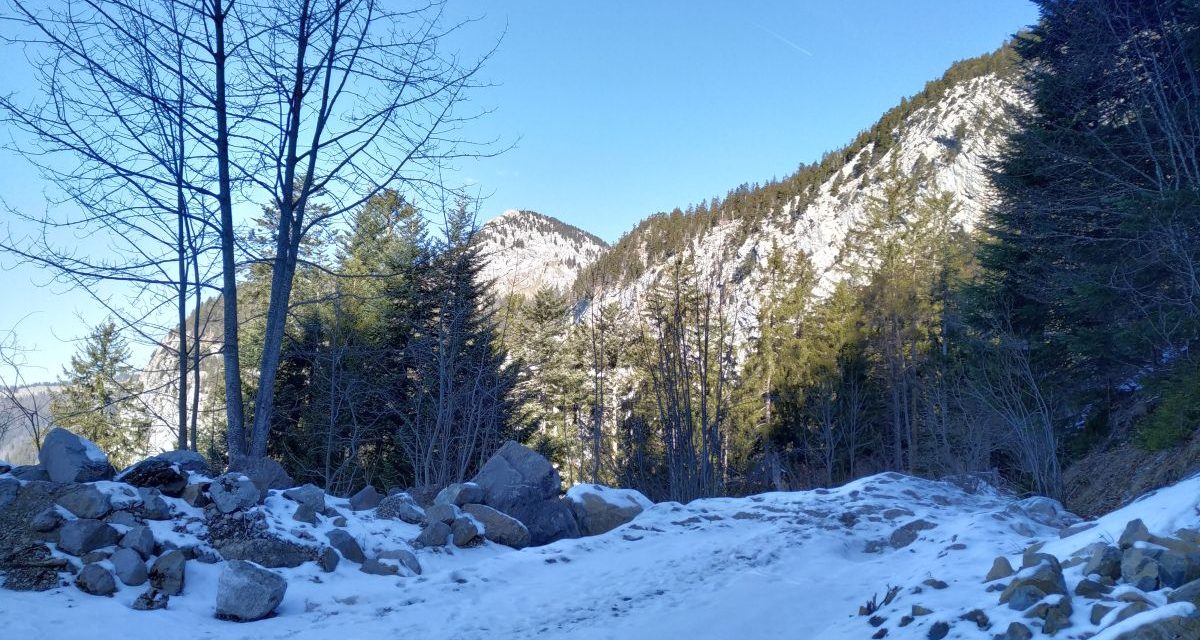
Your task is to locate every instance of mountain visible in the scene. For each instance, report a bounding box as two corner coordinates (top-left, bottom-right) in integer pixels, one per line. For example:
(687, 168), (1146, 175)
(475, 209), (609, 298)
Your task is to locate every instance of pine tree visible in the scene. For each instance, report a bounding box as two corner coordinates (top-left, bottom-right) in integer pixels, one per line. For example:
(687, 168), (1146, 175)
(50, 321), (150, 467)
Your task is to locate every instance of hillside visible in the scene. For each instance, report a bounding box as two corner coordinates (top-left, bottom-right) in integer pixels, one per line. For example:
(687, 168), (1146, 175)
(475, 210), (609, 298)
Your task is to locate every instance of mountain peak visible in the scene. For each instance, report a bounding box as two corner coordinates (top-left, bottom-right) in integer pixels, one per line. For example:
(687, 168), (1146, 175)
(476, 210), (608, 298)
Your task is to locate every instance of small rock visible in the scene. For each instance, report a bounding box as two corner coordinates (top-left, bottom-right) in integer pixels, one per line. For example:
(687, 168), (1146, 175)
(359, 558), (399, 576)
(1120, 519), (1152, 550)
(75, 563), (117, 596)
(890, 519), (937, 549)
(82, 550), (111, 564)
(451, 516), (482, 547)
(30, 507), (65, 533)
(208, 473), (260, 514)
(1114, 601), (1153, 623)
(912, 605), (932, 616)
(117, 458), (188, 497)
(58, 519), (120, 556)
(927, 621), (949, 640)
(1000, 555), (1068, 609)
(56, 484), (112, 519)
(1083, 544), (1123, 580)
(376, 549), (421, 575)
(111, 547), (148, 586)
(227, 454), (293, 497)
(215, 560), (287, 622)
(986, 556), (1015, 582)
(149, 549), (186, 595)
(434, 482), (484, 507)
(282, 484), (326, 512)
(960, 609), (989, 629)
(998, 622), (1032, 640)
(425, 502), (460, 525)
(105, 510), (140, 527)
(1090, 603), (1115, 625)
(462, 503), (531, 549)
(138, 488), (172, 520)
(132, 587), (170, 610)
(1075, 577), (1112, 598)
(325, 529), (364, 564)
(349, 485), (382, 511)
(377, 493), (425, 524)
(181, 482), (211, 508)
(292, 503), (319, 526)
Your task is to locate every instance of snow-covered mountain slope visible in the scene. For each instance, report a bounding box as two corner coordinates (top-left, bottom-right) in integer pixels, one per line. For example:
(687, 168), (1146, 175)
(6, 471), (1199, 639)
(475, 210), (608, 298)
(576, 69), (1017, 343)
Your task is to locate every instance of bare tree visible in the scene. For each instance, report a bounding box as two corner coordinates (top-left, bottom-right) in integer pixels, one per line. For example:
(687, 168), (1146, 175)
(0, 328), (52, 456)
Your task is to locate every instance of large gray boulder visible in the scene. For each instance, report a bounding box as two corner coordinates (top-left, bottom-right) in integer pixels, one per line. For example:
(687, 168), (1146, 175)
(111, 547), (148, 586)
(216, 560), (287, 622)
(120, 526), (156, 559)
(415, 521), (451, 548)
(451, 516), (482, 547)
(376, 493), (425, 524)
(565, 484), (651, 536)
(56, 484), (112, 519)
(75, 563), (117, 596)
(349, 485), (382, 511)
(325, 529), (364, 564)
(39, 428), (113, 483)
(461, 503), (530, 549)
(470, 441), (578, 545)
(209, 473), (260, 514)
(149, 549), (186, 595)
(58, 519), (119, 556)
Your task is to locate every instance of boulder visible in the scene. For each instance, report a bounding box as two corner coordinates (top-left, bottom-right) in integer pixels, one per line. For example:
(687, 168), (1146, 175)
(111, 547), (148, 586)
(30, 507), (65, 533)
(216, 538), (315, 569)
(208, 473), (260, 514)
(377, 493), (425, 524)
(181, 482), (211, 508)
(39, 428), (113, 484)
(105, 510), (139, 527)
(1025, 595), (1073, 634)
(58, 519), (119, 556)
(0, 542), (71, 591)
(137, 488), (172, 520)
(56, 484), (112, 519)
(1168, 577), (1200, 608)
(325, 529), (364, 564)
(318, 547), (339, 573)
(120, 526), (156, 559)
(998, 622), (1033, 640)
(565, 484), (651, 536)
(470, 441), (580, 545)
(75, 563), (117, 596)
(1083, 544), (1123, 580)
(1122, 544), (1200, 590)
(434, 482), (484, 507)
(461, 503), (531, 549)
(1007, 496), (1080, 529)
(1121, 519), (1154, 549)
(132, 587), (169, 610)
(1107, 608), (1200, 639)
(227, 454), (293, 497)
(349, 485), (382, 511)
(154, 450), (211, 476)
(1000, 555), (1068, 609)
(415, 521), (451, 548)
(376, 549), (421, 575)
(292, 504), (319, 526)
(215, 560), (287, 622)
(282, 484), (326, 512)
(149, 549), (186, 595)
(426, 502), (461, 526)
(118, 458), (188, 497)
(986, 556), (1015, 582)
(451, 516), (482, 547)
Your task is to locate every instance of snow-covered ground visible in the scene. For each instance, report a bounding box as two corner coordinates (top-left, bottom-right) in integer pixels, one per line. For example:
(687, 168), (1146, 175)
(4, 472), (1199, 639)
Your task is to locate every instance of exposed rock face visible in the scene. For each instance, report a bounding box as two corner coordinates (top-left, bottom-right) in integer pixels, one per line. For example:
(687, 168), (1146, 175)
(376, 493), (425, 524)
(118, 458), (189, 497)
(470, 441), (579, 545)
(565, 484), (651, 536)
(216, 560), (287, 622)
(56, 484), (112, 519)
(435, 482), (484, 507)
(149, 549), (186, 595)
(75, 563), (117, 596)
(58, 519), (120, 556)
(209, 473), (260, 514)
(349, 485), (382, 511)
(461, 503), (530, 549)
(39, 428), (113, 483)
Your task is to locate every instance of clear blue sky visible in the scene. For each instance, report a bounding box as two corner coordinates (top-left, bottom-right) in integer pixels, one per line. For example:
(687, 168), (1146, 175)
(0, 1), (1038, 379)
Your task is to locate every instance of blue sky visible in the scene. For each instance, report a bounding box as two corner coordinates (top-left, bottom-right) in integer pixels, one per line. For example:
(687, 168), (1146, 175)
(0, 1), (1038, 378)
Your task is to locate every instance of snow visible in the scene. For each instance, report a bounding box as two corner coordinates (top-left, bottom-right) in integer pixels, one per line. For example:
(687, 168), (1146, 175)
(4, 471), (1200, 639)
(565, 483), (653, 510)
(1090, 602), (1196, 640)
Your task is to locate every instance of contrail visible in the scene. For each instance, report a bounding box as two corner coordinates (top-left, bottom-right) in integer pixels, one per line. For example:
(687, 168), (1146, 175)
(754, 23), (813, 57)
